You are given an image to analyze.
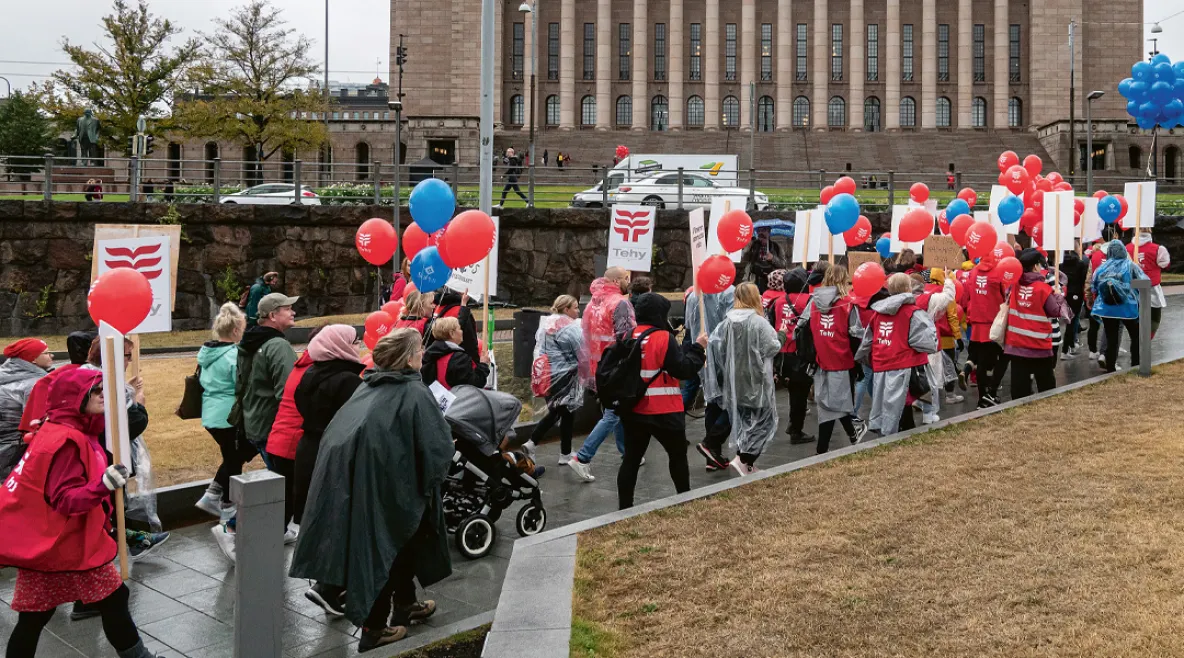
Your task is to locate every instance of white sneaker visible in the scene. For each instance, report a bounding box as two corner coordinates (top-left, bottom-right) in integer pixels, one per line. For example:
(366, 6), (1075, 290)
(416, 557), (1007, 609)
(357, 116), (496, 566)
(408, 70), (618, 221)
(922, 412), (939, 425)
(1088, 351), (1098, 360)
(1120, 347), (1129, 354)
(557, 453), (574, 465)
(568, 459), (596, 482)
(194, 492), (221, 518)
(211, 524), (236, 563)
(284, 522), (299, 545)
(639, 456), (646, 466)
(219, 503), (237, 524)
(522, 440), (538, 460)
(944, 394), (965, 404)
(729, 456), (748, 477)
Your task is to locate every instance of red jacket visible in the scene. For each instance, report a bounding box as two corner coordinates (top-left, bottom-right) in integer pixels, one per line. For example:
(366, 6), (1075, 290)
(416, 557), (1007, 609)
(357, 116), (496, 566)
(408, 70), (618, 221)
(1127, 241), (1163, 286)
(869, 303), (929, 373)
(771, 292), (810, 354)
(266, 352), (313, 461)
(18, 364), (82, 435)
(967, 264), (1005, 327)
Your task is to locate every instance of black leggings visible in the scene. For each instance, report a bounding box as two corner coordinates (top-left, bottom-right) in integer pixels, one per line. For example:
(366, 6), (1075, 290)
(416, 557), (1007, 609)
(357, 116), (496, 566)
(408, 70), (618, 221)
(293, 434), (327, 526)
(364, 519), (428, 630)
(1010, 355), (1057, 400)
(207, 426), (258, 505)
(7, 584), (139, 658)
(969, 341), (1005, 400)
(1087, 312), (1101, 353)
(269, 455), (297, 525)
(618, 415), (690, 510)
(1102, 317), (1140, 372)
(816, 416), (857, 454)
(530, 407), (575, 454)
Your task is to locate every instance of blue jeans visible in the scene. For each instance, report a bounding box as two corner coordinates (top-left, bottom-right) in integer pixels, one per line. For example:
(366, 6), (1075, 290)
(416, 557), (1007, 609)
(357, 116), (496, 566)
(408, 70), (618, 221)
(576, 408), (625, 464)
(853, 364), (874, 418)
(681, 375), (700, 409)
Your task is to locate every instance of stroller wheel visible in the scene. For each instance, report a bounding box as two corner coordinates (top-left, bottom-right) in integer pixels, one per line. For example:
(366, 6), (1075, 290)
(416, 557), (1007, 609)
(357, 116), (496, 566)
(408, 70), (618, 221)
(455, 514), (497, 559)
(515, 503), (547, 537)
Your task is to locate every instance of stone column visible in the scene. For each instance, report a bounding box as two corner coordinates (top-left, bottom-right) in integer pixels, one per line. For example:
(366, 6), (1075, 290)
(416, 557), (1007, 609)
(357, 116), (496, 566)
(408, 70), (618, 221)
(993, 0), (1008, 128)
(921, 0), (936, 128)
(958, 0), (972, 127)
(812, 0), (828, 129)
(741, 0), (756, 130)
(524, 11), (535, 132)
(705, 0), (720, 130)
(850, 0), (865, 130)
(495, 0), (504, 127)
(670, 0), (685, 130)
(633, 0), (650, 130)
(775, 0), (792, 130)
(560, 0), (575, 129)
(596, 0), (611, 129)
(885, 0), (901, 130)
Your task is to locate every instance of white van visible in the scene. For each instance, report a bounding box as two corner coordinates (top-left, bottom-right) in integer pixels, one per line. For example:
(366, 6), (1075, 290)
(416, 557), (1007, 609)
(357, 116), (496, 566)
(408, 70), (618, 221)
(570, 154), (739, 208)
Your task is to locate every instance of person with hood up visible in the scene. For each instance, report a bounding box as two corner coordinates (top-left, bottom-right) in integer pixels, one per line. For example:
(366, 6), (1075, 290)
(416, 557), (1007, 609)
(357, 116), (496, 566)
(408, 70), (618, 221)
(421, 317), (491, 390)
(1060, 247), (1089, 356)
(618, 293), (708, 509)
(1126, 228), (1170, 338)
(0, 369), (164, 658)
(231, 292), (299, 460)
(914, 269), (958, 422)
(705, 283), (781, 475)
(768, 267), (815, 444)
(394, 290), (436, 336)
(1005, 250), (1070, 398)
(1091, 239), (1148, 373)
(529, 296), (588, 467)
(687, 283), (736, 473)
(799, 266), (868, 453)
(290, 329), (451, 652)
(0, 338), (52, 478)
(18, 332), (94, 436)
(854, 273), (939, 435)
(426, 289), (478, 361)
(963, 255), (1008, 408)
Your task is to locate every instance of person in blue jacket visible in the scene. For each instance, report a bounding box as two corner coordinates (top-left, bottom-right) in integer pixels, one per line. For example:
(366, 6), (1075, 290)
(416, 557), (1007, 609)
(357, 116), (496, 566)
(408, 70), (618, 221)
(1090, 239), (1148, 373)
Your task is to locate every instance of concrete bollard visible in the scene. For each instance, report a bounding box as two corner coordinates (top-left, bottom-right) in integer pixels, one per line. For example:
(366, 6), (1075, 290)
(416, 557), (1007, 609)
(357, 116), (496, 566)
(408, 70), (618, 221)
(1133, 278), (1152, 378)
(231, 470), (286, 658)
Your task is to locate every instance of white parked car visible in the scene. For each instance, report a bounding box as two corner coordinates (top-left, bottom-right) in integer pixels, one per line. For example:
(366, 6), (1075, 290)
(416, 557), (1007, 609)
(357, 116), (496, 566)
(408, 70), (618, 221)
(606, 172), (768, 210)
(220, 183), (322, 205)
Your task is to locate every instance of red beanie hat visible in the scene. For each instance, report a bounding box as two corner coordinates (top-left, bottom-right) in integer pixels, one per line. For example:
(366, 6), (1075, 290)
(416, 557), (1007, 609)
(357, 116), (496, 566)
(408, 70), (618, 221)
(4, 338), (48, 363)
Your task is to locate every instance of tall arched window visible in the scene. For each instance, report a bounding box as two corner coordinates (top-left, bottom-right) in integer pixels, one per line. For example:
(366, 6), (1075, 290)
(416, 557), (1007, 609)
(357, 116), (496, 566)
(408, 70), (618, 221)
(1129, 145), (1143, 169)
(355, 142), (371, 180)
(827, 96), (846, 128)
(510, 95), (524, 126)
(899, 97), (917, 128)
(972, 97), (987, 128)
(793, 96), (811, 128)
(757, 96), (774, 132)
(650, 95), (669, 131)
(686, 95), (705, 127)
(616, 95), (633, 126)
(722, 96), (740, 128)
(545, 95), (560, 126)
(204, 142), (219, 183)
(242, 145), (261, 186)
(581, 96), (596, 126)
(864, 97), (881, 132)
(936, 97), (951, 127)
(1008, 97), (1023, 128)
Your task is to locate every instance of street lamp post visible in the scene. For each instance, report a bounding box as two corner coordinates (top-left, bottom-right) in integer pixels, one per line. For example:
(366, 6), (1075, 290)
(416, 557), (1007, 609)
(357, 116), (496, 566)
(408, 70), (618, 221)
(1086, 90), (1104, 196)
(0, 77), (10, 98)
(520, 1), (537, 207)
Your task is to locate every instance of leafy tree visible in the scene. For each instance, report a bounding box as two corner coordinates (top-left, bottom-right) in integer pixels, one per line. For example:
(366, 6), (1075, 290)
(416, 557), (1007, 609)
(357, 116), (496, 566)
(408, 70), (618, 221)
(44, 0), (199, 154)
(173, 1), (327, 167)
(0, 92), (56, 179)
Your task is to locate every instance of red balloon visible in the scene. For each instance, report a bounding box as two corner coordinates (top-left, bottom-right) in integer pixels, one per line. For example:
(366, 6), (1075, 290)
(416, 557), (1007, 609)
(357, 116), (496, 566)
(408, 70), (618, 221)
(957, 188), (978, 208)
(1030, 189), (1045, 214)
(1034, 178), (1053, 193)
(998, 150), (1020, 173)
(1046, 172), (1064, 186)
(1074, 210), (1083, 227)
(1023, 154), (1043, 178)
(950, 214), (976, 246)
(363, 331), (379, 351)
(1020, 208), (1041, 235)
(852, 263), (887, 298)
(403, 224), (429, 260)
(88, 268), (153, 335)
(937, 210), (950, 236)
(403, 282), (417, 298)
(834, 176), (857, 196)
(356, 218), (398, 266)
(964, 222), (998, 259)
(909, 182), (930, 203)
(364, 311), (395, 338)
(1029, 222), (1044, 245)
(1073, 198), (1085, 216)
(992, 241), (1015, 261)
(994, 257), (1023, 286)
(1054, 181), (1074, 192)
(716, 209), (755, 252)
(1003, 165), (1030, 195)
(843, 215), (873, 247)
(998, 171), (1009, 187)
(820, 185), (837, 205)
(361, 353), (375, 370)
(1115, 194), (1129, 220)
(898, 208), (934, 243)
(439, 210), (496, 268)
(381, 301), (404, 320)
(696, 255), (736, 294)
(1092, 189), (1109, 200)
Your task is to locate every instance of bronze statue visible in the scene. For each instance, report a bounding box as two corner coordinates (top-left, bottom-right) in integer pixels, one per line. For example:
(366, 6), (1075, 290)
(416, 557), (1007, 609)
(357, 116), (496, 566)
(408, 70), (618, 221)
(74, 109), (101, 166)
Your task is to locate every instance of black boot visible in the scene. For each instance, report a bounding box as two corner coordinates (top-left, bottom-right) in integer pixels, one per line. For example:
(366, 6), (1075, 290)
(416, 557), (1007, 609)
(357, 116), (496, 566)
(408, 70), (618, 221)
(70, 600), (100, 621)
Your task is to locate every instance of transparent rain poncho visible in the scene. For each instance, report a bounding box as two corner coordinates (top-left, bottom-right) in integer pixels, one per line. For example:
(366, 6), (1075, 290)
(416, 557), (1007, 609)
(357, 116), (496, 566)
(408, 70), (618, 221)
(532, 314), (589, 411)
(706, 308), (781, 457)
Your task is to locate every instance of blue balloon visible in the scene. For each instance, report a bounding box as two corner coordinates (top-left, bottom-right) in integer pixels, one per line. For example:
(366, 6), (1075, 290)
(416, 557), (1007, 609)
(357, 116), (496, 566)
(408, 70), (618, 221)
(1118, 77), (1135, 99)
(1174, 61), (1184, 82)
(1139, 101), (1159, 118)
(998, 195), (1024, 225)
(1164, 117), (1180, 130)
(824, 193), (860, 234)
(1126, 100), (1141, 118)
(408, 178), (456, 234)
(1098, 196), (1121, 224)
(946, 198), (971, 219)
(1174, 78), (1184, 99)
(1151, 80), (1174, 105)
(1137, 115), (1158, 130)
(1151, 53), (1172, 67)
(410, 246), (452, 292)
(1129, 80), (1149, 103)
(1154, 62), (1176, 85)
(1166, 99), (1184, 119)
(1133, 61), (1153, 82)
(875, 236), (894, 259)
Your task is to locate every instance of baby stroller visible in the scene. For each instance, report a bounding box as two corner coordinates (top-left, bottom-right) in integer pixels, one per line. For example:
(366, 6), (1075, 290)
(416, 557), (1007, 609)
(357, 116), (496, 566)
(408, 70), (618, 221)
(443, 385), (548, 559)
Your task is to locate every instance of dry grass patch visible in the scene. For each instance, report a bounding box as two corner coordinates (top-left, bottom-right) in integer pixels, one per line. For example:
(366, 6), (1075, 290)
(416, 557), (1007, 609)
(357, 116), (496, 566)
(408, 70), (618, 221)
(574, 362), (1184, 658)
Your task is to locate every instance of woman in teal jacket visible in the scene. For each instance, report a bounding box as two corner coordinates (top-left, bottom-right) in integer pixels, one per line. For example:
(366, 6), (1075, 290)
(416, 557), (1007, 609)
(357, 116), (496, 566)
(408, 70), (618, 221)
(194, 303), (254, 518)
(1090, 239), (1148, 373)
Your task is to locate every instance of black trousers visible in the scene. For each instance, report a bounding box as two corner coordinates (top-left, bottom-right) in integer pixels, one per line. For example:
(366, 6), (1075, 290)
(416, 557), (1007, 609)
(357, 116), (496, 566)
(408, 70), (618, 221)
(206, 426), (257, 505)
(1087, 311), (1101, 353)
(530, 407), (574, 454)
(293, 434), (326, 526)
(1152, 306), (1162, 338)
(7, 584), (139, 658)
(1103, 317), (1140, 372)
(776, 357), (811, 435)
(817, 416), (856, 454)
(898, 406), (916, 432)
(968, 341), (1004, 400)
(499, 181), (527, 204)
(270, 455), (297, 525)
(701, 403), (731, 454)
(618, 414), (691, 510)
(1010, 355), (1057, 400)
(363, 520), (428, 630)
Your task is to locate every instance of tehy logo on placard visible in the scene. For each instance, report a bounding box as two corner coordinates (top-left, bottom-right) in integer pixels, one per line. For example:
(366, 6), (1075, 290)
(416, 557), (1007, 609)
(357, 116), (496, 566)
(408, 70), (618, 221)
(103, 243), (163, 280)
(613, 208), (654, 242)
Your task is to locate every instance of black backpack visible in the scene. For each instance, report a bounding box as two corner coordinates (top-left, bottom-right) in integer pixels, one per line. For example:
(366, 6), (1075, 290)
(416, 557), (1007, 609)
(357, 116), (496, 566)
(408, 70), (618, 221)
(595, 327), (663, 412)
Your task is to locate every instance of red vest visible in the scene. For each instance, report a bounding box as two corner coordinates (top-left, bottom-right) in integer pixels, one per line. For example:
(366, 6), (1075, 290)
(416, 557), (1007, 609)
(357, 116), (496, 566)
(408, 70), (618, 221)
(395, 316), (430, 335)
(1005, 280), (1053, 351)
(632, 326), (682, 415)
(435, 305), (461, 320)
(773, 293), (810, 354)
(434, 353), (457, 390)
(810, 300), (854, 371)
(869, 303), (929, 373)
(760, 289), (782, 311)
(0, 423), (116, 572)
(967, 267), (1005, 326)
(918, 285), (954, 338)
(1127, 242), (1163, 286)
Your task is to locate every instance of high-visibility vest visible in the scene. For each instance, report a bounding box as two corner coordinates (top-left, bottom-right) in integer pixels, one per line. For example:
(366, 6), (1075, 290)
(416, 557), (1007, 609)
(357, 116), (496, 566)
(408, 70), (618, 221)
(967, 267), (1005, 325)
(631, 325), (683, 415)
(1127, 242), (1163, 286)
(1005, 280), (1053, 351)
(772, 293), (809, 354)
(810, 300), (854, 372)
(868, 303), (928, 373)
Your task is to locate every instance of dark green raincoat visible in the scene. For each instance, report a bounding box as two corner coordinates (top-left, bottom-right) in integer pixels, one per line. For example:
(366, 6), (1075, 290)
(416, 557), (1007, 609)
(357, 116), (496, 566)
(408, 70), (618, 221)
(289, 368), (454, 625)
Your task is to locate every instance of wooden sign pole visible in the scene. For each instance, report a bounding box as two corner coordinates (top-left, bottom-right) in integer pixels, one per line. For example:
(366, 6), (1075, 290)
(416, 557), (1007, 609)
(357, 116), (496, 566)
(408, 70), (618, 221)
(1053, 194), (1062, 293)
(828, 232), (835, 265)
(103, 336), (130, 580)
(801, 210), (812, 268)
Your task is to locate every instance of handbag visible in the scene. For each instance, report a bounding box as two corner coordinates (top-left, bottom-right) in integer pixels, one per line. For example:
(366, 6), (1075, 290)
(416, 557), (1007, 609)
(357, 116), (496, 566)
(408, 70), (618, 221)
(988, 297), (1010, 345)
(908, 365), (932, 401)
(175, 365), (204, 420)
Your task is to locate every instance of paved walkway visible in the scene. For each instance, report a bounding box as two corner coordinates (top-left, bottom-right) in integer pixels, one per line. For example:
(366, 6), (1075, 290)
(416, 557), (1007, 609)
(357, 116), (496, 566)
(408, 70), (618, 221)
(4, 306), (1183, 657)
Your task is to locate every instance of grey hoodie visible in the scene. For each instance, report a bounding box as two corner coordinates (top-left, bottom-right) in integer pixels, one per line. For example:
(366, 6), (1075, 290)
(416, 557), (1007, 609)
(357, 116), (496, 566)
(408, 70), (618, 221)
(854, 292), (939, 366)
(0, 357), (47, 476)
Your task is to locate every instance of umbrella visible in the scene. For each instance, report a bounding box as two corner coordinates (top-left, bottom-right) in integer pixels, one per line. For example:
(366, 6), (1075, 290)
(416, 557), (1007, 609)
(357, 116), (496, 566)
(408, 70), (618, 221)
(754, 218), (795, 238)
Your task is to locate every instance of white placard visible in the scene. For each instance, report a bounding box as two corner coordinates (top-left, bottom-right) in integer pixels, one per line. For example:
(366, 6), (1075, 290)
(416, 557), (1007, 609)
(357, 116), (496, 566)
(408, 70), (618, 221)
(890, 205), (925, 254)
(924, 199), (939, 216)
(818, 209), (848, 257)
(1041, 191), (1075, 253)
(1079, 197), (1103, 243)
(792, 210), (821, 263)
(97, 322), (132, 469)
(1123, 181), (1157, 229)
(689, 208), (708, 273)
(430, 380), (458, 414)
(988, 185), (1022, 235)
(606, 205), (656, 272)
(976, 210), (1006, 240)
(707, 196), (749, 262)
(94, 236), (173, 334)
(446, 216), (500, 302)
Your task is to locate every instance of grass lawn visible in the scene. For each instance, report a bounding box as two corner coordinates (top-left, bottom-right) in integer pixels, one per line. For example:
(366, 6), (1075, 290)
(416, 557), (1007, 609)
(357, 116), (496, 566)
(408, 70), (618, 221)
(573, 360), (1184, 658)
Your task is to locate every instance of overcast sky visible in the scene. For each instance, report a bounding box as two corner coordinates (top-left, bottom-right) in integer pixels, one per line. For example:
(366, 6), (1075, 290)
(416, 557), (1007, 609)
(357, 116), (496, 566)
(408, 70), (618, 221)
(1, 0), (1181, 97)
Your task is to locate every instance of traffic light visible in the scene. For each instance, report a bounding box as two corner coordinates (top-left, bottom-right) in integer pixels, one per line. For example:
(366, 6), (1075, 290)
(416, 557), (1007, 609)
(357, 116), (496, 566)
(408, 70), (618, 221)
(129, 136), (137, 155)
(144, 135), (155, 155)
(396, 46), (408, 67)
